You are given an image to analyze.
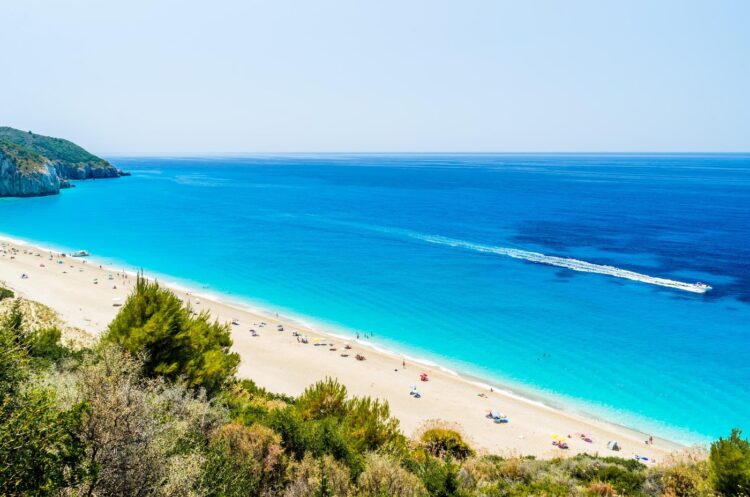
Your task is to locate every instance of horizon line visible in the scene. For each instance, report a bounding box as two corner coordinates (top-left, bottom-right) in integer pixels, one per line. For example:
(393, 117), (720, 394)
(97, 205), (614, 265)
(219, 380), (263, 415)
(101, 151), (750, 159)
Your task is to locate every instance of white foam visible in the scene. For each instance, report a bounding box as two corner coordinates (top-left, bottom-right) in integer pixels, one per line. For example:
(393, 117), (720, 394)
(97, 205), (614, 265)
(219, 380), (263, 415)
(308, 217), (712, 294)
(439, 365), (460, 376)
(413, 234), (711, 294)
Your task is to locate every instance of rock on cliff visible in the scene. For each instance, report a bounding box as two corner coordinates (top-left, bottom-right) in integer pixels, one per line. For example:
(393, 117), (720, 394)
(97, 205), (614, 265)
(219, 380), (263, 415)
(0, 140), (60, 196)
(52, 161), (122, 179)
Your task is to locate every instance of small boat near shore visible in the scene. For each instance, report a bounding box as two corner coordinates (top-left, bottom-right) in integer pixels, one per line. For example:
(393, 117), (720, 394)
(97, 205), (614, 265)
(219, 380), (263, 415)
(70, 250), (90, 257)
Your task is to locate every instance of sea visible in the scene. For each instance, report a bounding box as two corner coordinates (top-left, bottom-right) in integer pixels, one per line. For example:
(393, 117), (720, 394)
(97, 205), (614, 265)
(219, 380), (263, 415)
(1, 154), (748, 444)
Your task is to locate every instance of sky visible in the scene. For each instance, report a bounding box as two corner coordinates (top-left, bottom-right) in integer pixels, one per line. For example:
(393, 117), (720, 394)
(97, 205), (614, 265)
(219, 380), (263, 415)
(1, 0), (749, 154)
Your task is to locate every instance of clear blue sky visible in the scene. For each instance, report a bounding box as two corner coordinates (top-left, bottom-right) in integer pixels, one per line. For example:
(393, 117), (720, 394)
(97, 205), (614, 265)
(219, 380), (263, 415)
(2, 0), (748, 154)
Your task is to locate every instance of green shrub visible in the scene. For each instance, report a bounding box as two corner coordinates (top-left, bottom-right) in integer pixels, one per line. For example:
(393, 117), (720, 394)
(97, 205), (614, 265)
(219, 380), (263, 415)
(516, 475), (577, 497)
(591, 464), (645, 495)
(3, 298), (24, 336)
(659, 461), (712, 497)
(343, 396), (405, 455)
(308, 417), (364, 476)
(204, 422), (286, 496)
(0, 287), (13, 301)
(267, 378), (405, 477)
(0, 312), (73, 494)
(0, 386), (88, 496)
(284, 453), (351, 497)
(597, 455), (648, 472)
(104, 275), (239, 395)
(584, 481), (618, 497)
(268, 406), (365, 473)
(27, 327), (68, 362)
(0, 321), (27, 397)
(412, 456), (461, 497)
(269, 406), (309, 460)
(419, 425), (474, 461)
(297, 377), (349, 420)
(710, 428), (750, 496)
(356, 453), (427, 497)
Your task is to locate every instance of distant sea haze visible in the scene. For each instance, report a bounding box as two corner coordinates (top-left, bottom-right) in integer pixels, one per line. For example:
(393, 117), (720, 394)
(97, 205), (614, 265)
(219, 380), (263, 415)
(1, 153), (748, 444)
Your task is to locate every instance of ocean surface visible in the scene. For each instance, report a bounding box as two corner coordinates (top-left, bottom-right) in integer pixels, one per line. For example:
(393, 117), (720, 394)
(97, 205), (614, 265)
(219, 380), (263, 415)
(1, 154), (748, 444)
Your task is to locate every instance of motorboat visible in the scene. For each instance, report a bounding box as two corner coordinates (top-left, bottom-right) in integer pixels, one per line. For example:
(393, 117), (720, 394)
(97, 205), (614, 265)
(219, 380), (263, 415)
(695, 282), (712, 292)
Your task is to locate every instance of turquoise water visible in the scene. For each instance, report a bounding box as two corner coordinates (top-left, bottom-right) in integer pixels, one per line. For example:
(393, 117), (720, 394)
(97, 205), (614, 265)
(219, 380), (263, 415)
(1, 154), (748, 443)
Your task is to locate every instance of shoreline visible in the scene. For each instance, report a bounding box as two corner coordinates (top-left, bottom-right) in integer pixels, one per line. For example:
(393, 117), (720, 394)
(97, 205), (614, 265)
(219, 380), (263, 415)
(0, 233), (690, 460)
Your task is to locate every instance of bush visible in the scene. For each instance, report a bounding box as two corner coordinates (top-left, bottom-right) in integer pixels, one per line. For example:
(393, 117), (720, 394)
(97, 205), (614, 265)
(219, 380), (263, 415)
(0, 320), (88, 496)
(307, 417), (364, 475)
(592, 463), (646, 495)
(205, 423), (286, 496)
(3, 298), (24, 336)
(0, 287), (13, 301)
(519, 475), (578, 497)
(418, 423), (475, 461)
(73, 345), (226, 497)
(356, 453), (427, 497)
(27, 327), (68, 362)
(658, 460), (711, 497)
(343, 396), (405, 455)
(218, 379), (291, 426)
(0, 387), (88, 496)
(284, 453), (351, 497)
(710, 428), (750, 496)
(297, 377), (349, 420)
(105, 275), (239, 395)
(0, 321), (27, 397)
(267, 378), (405, 477)
(411, 456), (461, 497)
(269, 406), (310, 460)
(585, 481), (618, 497)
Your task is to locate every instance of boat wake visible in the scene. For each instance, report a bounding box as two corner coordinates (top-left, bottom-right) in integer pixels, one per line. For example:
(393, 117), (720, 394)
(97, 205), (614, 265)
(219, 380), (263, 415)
(306, 216), (712, 294)
(411, 234), (711, 294)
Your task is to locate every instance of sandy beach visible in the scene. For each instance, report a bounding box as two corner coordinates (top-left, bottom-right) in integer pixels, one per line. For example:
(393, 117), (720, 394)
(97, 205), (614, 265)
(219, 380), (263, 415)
(0, 236), (686, 461)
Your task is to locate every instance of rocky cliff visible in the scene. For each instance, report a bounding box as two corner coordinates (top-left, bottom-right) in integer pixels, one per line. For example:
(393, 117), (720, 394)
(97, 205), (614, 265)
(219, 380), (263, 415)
(0, 127), (126, 197)
(0, 140), (60, 196)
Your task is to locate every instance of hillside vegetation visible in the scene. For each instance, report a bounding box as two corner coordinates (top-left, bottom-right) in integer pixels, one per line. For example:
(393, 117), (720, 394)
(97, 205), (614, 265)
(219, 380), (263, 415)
(0, 126), (124, 196)
(1, 279), (748, 497)
(0, 127), (110, 169)
(0, 138), (48, 175)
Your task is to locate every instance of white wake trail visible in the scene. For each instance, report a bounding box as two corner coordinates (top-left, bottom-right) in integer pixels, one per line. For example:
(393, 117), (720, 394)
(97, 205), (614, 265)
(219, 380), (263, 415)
(306, 216), (712, 294)
(414, 234), (711, 294)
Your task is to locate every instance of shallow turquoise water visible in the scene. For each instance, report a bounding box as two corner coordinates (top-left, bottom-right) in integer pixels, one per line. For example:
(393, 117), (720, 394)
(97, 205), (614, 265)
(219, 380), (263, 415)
(1, 154), (748, 443)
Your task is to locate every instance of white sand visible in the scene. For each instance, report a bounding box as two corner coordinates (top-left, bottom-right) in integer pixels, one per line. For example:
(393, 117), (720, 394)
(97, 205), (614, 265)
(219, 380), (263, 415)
(0, 236), (686, 461)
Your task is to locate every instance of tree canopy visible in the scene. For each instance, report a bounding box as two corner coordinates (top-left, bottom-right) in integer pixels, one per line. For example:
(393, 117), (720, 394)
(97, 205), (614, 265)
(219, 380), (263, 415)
(105, 275), (239, 396)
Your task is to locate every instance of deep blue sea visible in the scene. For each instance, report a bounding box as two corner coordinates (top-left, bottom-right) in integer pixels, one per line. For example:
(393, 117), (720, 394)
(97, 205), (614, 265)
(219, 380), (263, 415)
(1, 154), (748, 443)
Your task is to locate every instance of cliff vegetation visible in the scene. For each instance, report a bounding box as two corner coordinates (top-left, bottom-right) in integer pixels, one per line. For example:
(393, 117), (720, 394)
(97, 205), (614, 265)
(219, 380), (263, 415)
(0, 127), (126, 197)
